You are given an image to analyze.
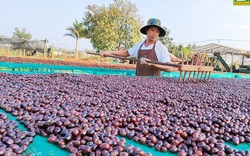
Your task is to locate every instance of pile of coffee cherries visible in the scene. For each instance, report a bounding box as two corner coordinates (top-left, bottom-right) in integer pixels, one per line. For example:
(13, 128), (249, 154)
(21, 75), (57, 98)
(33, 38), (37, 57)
(0, 73), (249, 155)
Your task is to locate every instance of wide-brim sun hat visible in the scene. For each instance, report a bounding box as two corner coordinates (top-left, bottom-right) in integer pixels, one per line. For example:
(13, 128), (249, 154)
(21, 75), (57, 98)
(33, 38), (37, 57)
(140, 18), (166, 37)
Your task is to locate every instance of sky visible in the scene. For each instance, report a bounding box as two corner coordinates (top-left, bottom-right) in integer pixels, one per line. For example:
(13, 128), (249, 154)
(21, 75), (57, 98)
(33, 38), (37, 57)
(1, 0), (250, 51)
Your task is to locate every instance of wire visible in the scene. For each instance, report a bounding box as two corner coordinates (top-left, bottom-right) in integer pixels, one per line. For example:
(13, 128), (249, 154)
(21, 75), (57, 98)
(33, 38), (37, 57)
(218, 39), (250, 42)
(176, 39), (218, 44)
(177, 39), (250, 44)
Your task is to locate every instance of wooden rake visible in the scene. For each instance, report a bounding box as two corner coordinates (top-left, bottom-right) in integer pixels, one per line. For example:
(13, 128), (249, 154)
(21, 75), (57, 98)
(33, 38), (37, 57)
(86, 52), (213, 82)
(86, 52), (180, 68)
(178, 54), (214, 82)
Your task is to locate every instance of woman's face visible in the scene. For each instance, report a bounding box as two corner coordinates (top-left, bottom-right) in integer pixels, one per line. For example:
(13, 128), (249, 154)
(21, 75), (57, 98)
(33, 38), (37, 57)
(146, 26), (160, 42)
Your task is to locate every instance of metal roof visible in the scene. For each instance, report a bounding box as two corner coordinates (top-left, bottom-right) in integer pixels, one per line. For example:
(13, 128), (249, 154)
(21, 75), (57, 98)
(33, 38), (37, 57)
(194, 43), (242, 54)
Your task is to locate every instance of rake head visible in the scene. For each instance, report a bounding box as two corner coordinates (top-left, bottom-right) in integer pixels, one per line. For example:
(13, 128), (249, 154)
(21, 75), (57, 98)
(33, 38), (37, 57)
(178, 54), (214, 82)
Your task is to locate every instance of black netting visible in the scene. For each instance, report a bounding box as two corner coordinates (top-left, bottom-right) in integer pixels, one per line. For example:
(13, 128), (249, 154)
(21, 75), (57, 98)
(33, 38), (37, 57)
(0, 36), (47, 55)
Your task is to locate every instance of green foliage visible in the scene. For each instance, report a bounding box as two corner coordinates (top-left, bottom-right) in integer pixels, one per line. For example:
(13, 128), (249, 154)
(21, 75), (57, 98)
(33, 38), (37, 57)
(168, 44), (180, 57)
(83, 0), (143, 51)
(168, 43), (197, 59)
(158, 26), (173, 47)
(12, 27), (32, 40)
(64, 19), (86, 59)
(158, 27), (197, 59)
(64, 19), (85, 39)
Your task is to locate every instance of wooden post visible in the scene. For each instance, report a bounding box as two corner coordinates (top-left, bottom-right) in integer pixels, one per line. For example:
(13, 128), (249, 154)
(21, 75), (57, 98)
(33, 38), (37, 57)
(44, 39), (48, 58)
(64, 45), (67, 58)
(242, 55), (245, 66)
(231, 52), (234, 72)
(8, 43), (10, 53)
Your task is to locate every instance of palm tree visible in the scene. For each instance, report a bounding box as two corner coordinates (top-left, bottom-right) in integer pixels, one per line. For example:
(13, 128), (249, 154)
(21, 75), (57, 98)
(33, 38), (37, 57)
(64, 19), (85, 59)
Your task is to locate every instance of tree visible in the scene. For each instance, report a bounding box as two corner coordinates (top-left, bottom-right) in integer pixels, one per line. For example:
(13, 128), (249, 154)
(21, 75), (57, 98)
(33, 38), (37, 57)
(168, 44), (180, 57)
(158, 27), (189, 59)
(167, 43), (197, 60)
(64, 19), (85, 59)
(12, 27), (32, 40)
(157, 26), (198, 60)
(83, 0), (143, 51)
(158, 26), (173, 48)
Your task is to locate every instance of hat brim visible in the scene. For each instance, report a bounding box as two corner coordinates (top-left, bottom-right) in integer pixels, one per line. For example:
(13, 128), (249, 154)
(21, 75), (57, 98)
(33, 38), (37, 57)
(140, 25), (166, 37)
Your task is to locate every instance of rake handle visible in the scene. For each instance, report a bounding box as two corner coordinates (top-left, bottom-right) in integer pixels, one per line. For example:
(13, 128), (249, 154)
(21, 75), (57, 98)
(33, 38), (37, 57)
(87, 52), (181, 68)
